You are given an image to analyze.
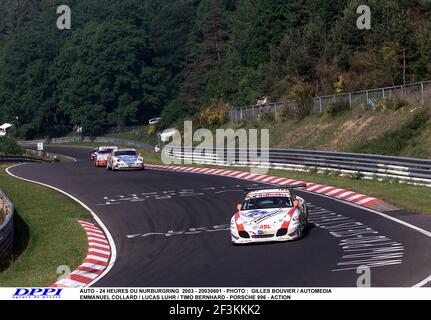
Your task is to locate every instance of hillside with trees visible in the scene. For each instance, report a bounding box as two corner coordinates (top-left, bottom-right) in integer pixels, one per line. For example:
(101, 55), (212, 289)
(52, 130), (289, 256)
(0, 0), (430, 138)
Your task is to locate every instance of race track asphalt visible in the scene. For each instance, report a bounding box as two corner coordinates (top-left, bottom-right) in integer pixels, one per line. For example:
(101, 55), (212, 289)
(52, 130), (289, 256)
(8, 146), (431, 287)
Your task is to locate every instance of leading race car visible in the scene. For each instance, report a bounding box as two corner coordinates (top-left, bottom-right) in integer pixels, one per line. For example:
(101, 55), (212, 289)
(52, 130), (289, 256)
(231, 185), (309, 244)
(107, 148), (145, 171)
(92, 146), (118, 167)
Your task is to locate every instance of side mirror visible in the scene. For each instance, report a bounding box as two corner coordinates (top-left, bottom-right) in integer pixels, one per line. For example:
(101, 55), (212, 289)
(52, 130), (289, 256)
(236, 204), (242, 212)
(293, 199), (300, 207)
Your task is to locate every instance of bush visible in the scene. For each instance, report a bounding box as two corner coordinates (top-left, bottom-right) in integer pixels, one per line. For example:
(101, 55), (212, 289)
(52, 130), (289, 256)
(384, 96), (410, 111)
(147, 124), (156, 136)
(350, 110), (430, 156)
(260, 111), (275, 122)
(199, 99), (230, 127)
(159, 98), (187, 130)
(351, 171), (364, 180)
(325, 100), (350, 117)
(277, 105), (290, 121)
(374, 99), (385, 112)
(15, 123), (37, 140)
(329, 170), (341, 177)
(0, 136), (22, 155)
(308, 166), (318, 174)
(281, 82), (314, 120)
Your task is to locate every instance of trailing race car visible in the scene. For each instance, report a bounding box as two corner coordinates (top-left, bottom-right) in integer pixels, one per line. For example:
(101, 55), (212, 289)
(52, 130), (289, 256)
(231, 185), (308, 244)
(107, 148), (145, 171)
(92, 146), (118, 167)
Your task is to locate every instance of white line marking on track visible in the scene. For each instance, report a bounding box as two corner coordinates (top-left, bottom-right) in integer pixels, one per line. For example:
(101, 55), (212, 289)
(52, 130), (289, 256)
(148, 164), (431, 287)
(6, 163), (117, 287)
(413, 274), (431, 287)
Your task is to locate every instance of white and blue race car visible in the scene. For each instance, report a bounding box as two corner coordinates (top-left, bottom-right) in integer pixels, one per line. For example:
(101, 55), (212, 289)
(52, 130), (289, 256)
(231, 186), (308, 244)
(106, 148), (145, 171)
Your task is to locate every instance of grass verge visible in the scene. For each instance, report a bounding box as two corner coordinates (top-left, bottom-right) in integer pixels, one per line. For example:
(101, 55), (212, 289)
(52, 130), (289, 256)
(0, 164), (90, 286)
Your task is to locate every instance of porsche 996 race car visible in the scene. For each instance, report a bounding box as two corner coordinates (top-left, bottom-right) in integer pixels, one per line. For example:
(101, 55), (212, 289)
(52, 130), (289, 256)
(107, 148), (145, 171)
(92, 146), (118, 167)
(231, 185), (308, 244)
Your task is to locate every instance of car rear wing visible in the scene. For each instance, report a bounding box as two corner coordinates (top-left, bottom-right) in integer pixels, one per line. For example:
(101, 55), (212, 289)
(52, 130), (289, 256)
(244, 183), (307, 192)
(244, 183), (307, 201)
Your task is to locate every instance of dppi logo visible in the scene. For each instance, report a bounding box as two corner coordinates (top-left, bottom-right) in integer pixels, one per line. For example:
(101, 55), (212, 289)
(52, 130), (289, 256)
(13, 288), (63, 299)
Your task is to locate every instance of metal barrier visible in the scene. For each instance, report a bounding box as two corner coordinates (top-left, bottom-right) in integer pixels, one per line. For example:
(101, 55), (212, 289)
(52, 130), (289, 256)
(18, 136), (154, 152)
(164, 147), (431, 186)
(17, 136), (431, 184)
(0, 151), (58, 163)
(230, 80), (431, 123)
(0, 189), (14, 267)
(104, 125), (146, 135)
(0, 155), (43, 163)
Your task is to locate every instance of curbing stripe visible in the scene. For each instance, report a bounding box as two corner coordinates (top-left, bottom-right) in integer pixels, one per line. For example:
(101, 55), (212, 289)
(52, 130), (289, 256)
(6, 163), (116, 288)
(50, 220), (111, 288)
(146, 164), (383, 209)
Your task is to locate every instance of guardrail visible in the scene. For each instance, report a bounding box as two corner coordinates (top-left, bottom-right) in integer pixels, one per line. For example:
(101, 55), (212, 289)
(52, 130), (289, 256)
(17, 136), (431, 185)
(18, 136), (154, 152)
(164, 147), (431, 186)
(0, 189), (14, 268)
(0, 150), (58, 163)
(0, 155), (43, 163)
(22, 149), (59, 162)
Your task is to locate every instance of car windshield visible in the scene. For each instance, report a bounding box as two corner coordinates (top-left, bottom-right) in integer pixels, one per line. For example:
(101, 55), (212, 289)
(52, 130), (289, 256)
(115, 151), (137, 156)
(98, 149), (112, 154)
(242, 196), (293, 210)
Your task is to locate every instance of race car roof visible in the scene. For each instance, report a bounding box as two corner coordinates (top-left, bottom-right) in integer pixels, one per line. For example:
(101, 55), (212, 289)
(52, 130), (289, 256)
(98, 146), (117, 150)
(114, 148), (137, 153)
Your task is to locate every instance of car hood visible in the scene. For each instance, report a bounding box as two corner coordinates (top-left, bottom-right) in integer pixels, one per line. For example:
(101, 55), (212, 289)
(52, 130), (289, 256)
(116, 155), (138, 163)
(239, 208), (292, 226)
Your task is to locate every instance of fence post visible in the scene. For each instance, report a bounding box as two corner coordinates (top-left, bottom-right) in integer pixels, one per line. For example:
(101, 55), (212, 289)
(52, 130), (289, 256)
(366, 90), (369, 106)
(319, 97), (323, 113)
(382, 88), (385, 100)
(421, 82), (425, 105)
(274, 103), (277, 121)
(349, 93), (352, 109)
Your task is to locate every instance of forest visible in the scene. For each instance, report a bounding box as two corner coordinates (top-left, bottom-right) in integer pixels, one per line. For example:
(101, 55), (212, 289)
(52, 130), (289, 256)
(0, 0), (430, 137)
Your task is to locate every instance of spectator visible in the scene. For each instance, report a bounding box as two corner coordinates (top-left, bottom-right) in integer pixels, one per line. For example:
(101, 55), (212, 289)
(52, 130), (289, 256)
(256, 96), (269, 118)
